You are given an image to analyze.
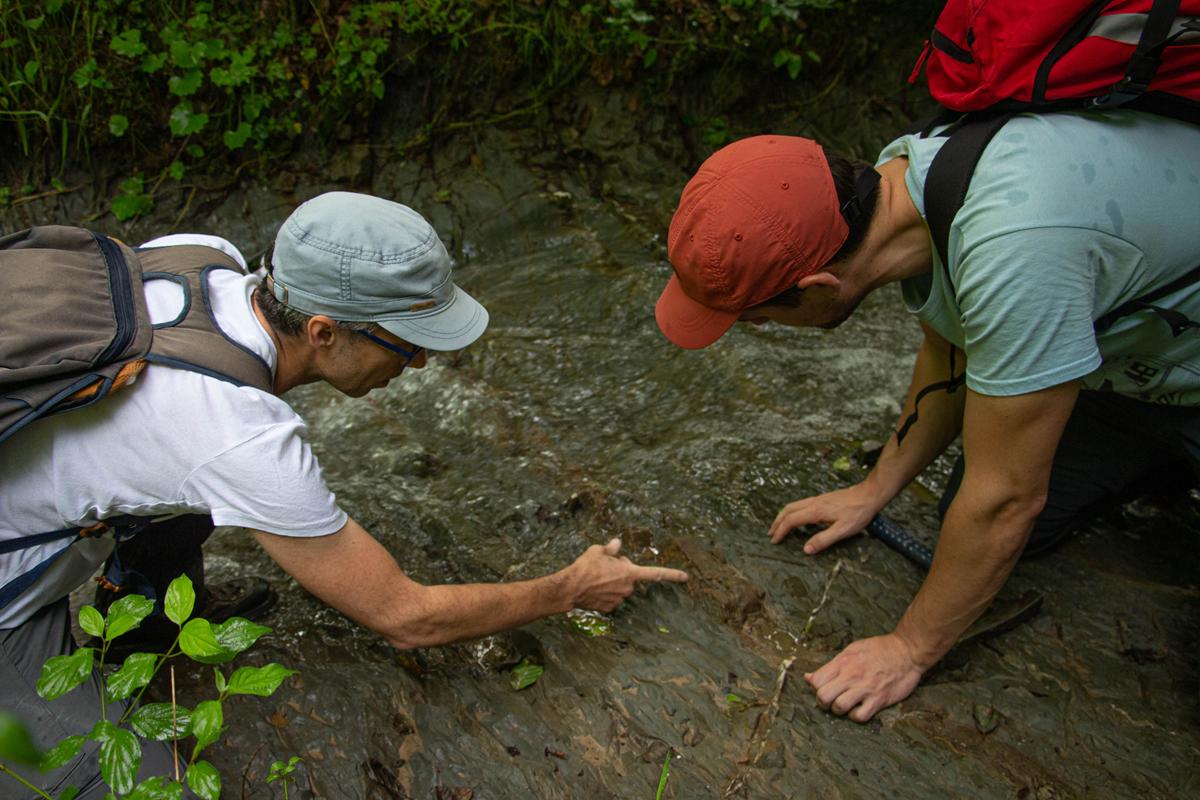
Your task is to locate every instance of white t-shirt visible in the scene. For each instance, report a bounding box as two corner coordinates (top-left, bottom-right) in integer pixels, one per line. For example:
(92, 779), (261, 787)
(0, 235), (347, 628)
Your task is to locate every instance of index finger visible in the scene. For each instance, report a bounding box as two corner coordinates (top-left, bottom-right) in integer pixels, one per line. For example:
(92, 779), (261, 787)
(633, 566), (689, 584)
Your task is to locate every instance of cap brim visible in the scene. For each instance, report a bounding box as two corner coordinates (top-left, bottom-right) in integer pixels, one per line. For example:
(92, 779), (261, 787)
(655, 274), (739, 350)
(377, 284), (489, 351)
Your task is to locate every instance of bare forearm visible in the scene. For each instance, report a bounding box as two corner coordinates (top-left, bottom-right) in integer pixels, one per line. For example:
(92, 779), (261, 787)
(374, 575), (573, 649)
(894, 481), (1041, 666)
(867, 327), (965, 502)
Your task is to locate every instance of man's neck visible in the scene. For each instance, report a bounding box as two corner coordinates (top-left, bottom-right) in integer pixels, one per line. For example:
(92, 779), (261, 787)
(851, 157), (933, 293)
(251, 293), (310, 395)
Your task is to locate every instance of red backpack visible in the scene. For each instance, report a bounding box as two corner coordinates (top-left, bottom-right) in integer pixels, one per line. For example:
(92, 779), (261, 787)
(912, 0), (1200, 119)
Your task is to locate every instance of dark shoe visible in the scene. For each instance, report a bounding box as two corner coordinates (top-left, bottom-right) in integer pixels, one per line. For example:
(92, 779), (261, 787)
(92, 577), (277, 663)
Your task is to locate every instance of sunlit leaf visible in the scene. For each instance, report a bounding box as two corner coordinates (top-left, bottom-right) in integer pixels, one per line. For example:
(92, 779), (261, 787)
(125, 776), (183, 800)
(98, 728), (141, 796)
(185, 760), (220, 800)
(106, 594), (155, 640)
(190, 700), (222, 752)
(212, 617), (269, 654)
(78, 605), (104, 638)
(130, 703), (191, 741)
(37, 648), (94, 700)
(225, 663), (295, 697)
(164, 575), (195, 625)
(105, 653), (157, 702)
(39, 735), (85, 771)
(179, 618), (226, 662)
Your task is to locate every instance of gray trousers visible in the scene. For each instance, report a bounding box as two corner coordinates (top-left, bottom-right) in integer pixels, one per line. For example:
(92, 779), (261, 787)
(0, 598), (185, 799)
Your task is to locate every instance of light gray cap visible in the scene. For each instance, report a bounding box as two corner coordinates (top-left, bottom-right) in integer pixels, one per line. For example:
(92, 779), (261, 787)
(270, 192), (488, 350)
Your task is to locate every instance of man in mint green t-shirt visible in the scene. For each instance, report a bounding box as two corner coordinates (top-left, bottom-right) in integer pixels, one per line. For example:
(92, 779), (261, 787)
(653, 110), (1200, 722)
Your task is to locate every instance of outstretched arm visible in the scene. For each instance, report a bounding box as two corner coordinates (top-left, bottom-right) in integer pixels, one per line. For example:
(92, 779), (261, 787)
(252, 518), (687, 649)
(769, 323), (967, 550)
(806, 379), (1080, 721)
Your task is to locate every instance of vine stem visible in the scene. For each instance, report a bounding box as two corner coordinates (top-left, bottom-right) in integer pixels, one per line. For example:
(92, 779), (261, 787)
(0, 762), (54, 799)
(171, 665), (179, 783)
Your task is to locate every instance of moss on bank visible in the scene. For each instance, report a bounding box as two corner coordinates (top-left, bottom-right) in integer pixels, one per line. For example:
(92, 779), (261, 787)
(1, 0), (939, 218)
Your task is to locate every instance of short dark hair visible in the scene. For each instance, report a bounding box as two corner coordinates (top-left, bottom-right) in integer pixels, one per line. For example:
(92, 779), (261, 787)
(253, 277), (374, 338)
(759, 152), (879, 308)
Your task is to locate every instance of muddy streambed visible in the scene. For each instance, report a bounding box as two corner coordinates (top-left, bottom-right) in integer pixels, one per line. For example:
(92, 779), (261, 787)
(38, 120), (1200, 798)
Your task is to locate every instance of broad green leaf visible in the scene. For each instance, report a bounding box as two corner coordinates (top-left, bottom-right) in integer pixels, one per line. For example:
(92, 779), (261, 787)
(164, 575), (195, 625)
(57, 787), (80, 800)
(105, 652), (157, 702)
(109, 114), (130, 137)
(98, 728), (141, 796)
(39, 735), (85, 771)
(106, 594), (155, 639)
(185, 760), (220, 800)
(0, 711), (42, 765)
(24, 60), (38, 82)
(89, 720), (117, 742)
(24, 15), (45, 30)
(212, 617), (269, 655)
(179, 618), (228, 662)
(130, 703), (191, 741)
(510, 658), (543, 691)
(37, 648), (94, 700)
(225, 663), (296, 697)
(168, 69), (203, 97)
(190, 700), (222, 752)
(111, 29), (147, 58)
(112, 192), (154, 221)
(222, 122), (252, 151)
(126, 776), (184, 800)
(169, 102), (209, 137)
(141, 53), (167, 73)
(76, 606), (102, 640)
(168, 161), (185, 181)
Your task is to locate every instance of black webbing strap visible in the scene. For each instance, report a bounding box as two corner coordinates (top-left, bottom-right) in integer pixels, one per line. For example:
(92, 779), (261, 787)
(841, 167), (882, 238)
(894, 343), (966, 445)
(1096, 0), (1183, 107)
(1095, 260), (1200, 334)
(923, 113), (1015, 285)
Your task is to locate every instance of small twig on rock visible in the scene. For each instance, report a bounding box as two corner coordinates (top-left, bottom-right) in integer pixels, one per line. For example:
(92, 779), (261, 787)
(802, 559), (844, 639)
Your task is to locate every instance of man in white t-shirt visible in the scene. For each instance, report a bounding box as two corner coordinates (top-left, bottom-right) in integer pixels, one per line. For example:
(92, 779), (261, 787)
(653, 112), (1200, 723)
(1, 192), (688, 797)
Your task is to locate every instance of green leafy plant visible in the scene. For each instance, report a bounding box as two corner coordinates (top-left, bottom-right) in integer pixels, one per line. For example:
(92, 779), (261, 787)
(0, 574), (299, 800)
(510, 657), (544, 691)
(654, 749), (671, 799)
(267, 755), (303, 800)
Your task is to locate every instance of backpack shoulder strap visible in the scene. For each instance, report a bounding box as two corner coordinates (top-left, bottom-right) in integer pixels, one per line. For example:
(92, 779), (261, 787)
(923, 112), (1015, 287)
(138, 245), (273, 393)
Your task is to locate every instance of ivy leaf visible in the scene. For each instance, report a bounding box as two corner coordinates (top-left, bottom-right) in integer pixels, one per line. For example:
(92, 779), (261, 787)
(0, 712), (43, 765)
(130, 703), (191, 741)
(190, 700), (223, 752)
(106, 594), (155, 640)
(225, 663), (296, 697)
(111, 29), (147, 58)
(164, 574), (195, 625)
(37, 648), (94, 700)
(169, 102), (209, 137)
(141, 53), (167, 73)
(510, 658), (543, 691)
(112, 192), (154, 222)
(98, 728), (141, 796)
(105, 653), (157, 702)
(222, 122), (252, 151)
(168, 69), (203, 97)
(179, 618), (230, 663)
(38, 735), (85, 771)
(78, 605), (105, 638)
(185, 760), (221, 800)
(212, 617), (269, 655)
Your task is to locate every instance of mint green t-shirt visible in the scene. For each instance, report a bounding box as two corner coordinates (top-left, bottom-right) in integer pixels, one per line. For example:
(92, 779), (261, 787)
(879, 110), (1200, 405)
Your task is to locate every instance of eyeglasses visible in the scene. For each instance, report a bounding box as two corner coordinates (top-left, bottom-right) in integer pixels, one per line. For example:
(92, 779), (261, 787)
(355, 329), (423, 363)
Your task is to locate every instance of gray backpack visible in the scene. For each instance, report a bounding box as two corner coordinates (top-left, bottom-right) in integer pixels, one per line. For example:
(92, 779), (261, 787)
(0, 225), (273, 446)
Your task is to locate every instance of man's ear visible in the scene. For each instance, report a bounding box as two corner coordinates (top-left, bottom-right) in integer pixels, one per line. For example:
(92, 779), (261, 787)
(306, 315), (340, 348)
(797, 271), (840, 291)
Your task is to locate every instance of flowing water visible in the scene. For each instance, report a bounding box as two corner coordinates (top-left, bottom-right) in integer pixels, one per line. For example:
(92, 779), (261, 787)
(26, 117), (1200, 797)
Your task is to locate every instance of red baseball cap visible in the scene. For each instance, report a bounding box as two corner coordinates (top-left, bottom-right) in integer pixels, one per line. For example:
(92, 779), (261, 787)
(656, 135), (849, 349)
